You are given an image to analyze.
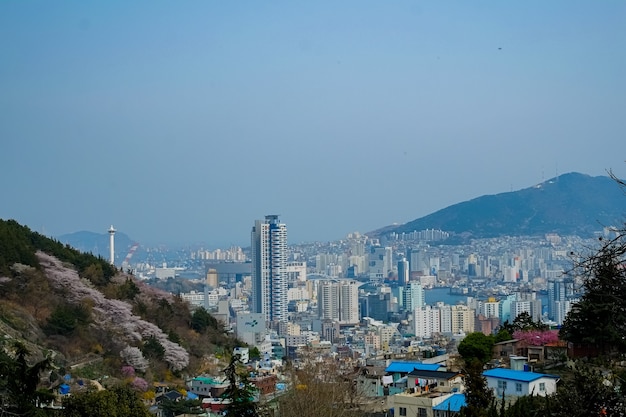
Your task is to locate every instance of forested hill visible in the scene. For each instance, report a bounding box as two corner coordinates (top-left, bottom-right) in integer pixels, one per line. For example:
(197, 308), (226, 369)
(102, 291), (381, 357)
(0, 219), (117, 280)
(0, 218), (237, 382)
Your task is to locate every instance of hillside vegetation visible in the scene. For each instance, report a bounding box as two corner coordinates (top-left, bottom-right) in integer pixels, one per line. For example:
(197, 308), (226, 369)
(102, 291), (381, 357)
(0, 219), (238, 384)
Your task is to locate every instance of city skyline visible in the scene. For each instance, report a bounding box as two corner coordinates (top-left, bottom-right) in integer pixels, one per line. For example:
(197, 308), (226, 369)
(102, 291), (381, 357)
(1, 2), (625, 246)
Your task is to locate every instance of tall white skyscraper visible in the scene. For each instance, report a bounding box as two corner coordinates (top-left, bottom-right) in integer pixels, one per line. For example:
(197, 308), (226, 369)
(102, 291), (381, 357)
(251, 215), (288, 323)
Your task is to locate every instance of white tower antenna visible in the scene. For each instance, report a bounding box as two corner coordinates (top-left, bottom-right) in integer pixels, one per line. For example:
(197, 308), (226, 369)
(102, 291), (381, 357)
(108, 225), (116, 265)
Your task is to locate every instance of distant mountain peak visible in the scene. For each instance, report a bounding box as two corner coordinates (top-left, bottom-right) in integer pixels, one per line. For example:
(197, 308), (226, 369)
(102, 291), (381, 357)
(376, 172), (624, 240)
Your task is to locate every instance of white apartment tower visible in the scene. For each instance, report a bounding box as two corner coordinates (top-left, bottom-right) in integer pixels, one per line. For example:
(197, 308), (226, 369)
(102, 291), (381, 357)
(414, 306), (441, 338)
(251, 215), (288, 323)
(318, 280), (360, 325)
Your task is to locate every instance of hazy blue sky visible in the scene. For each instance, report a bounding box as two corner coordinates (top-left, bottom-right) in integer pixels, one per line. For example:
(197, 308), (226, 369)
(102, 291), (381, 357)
(1, 1), (625, 247)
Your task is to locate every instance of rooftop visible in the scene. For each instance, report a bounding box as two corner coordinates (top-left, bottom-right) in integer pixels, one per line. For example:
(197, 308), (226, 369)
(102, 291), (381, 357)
(483, 368), (559, 382)
(433, 393), (467, 412)
(407, 369), (462, 380)
(385, 361), (442, 373)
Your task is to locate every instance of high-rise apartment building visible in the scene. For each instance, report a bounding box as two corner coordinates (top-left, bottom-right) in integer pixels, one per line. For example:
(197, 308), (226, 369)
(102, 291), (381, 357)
(414, 306), (441, 338)
(251, 215), (288, 323)
(398, 258), (409, 286)
(402, 281), (425, 312)
(547, 278), (574, 321)
(450, 305), (475, 335)
(318, 280), (360, 325)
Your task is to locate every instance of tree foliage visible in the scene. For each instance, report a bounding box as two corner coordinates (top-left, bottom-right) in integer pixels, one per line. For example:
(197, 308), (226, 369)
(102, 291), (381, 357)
(512, 330), (558, 346)
(458, 332), (495, 365)
(559, 222), (626, 355)
(501, 312), (547, 334)
(0, 341), (54, 417)
(222, 354), (259, 417)
(0, 219), (116, 285)
(44, 303), (91, 336)
(190, 306), (218, 333)
(63, 384), (150, 417)
(459, 359), (495, 417)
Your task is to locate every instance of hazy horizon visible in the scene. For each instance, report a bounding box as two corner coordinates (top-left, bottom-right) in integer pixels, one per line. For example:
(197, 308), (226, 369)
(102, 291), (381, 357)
(2, 2), (625, 246)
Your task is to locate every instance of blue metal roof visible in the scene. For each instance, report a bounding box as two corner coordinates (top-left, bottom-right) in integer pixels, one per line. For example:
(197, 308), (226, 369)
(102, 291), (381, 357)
(483, 368), (559, 382)
(433, 393), (466, 412)
(385, 361), (442, 373)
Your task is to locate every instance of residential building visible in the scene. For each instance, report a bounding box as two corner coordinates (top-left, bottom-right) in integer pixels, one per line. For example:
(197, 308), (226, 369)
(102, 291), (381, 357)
(251, 215), (288, 323)
(317, 279), (360, 325)
(369, 246), (392, 281)
(450, 305), (475, 335)
(414, 306), (441, 338)
(403, 281), (425, 312)
(483, 368), (559, 398)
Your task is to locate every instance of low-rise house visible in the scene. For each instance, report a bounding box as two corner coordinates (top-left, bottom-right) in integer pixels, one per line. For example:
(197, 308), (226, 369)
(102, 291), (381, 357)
(406, 369), (464, 393)
(385, 361), (443, 382)
(492, 339), (522, 362)
(250, 374), (277, 395)
(387, 368), (466, 417)
(390, 391), (459, 417)
(188, 376), (228, 398)
(482, 368), (559, 398)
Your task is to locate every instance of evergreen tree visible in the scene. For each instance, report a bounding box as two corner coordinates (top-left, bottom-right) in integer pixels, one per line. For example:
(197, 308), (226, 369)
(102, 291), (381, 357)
(222, 354), (258, 417)
(559, 226), (626, 355)
(0, 341), (54, 416)
(459, 359), (495, 417)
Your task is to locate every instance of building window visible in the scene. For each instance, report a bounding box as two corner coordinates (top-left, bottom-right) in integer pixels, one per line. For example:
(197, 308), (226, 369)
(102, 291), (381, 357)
(539, 382), (545, 391)
(497, 380), (507, 390)
(516, 383), (522, 392)
(399, 407), (407, 416)
(418, 408), (427, 417)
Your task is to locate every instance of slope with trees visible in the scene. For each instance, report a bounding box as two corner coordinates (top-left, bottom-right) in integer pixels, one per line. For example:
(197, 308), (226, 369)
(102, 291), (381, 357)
(0, 218), (244, 390)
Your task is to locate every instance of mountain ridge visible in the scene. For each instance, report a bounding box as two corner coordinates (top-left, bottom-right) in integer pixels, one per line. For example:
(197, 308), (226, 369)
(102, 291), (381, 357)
(373, 172), (625, 239)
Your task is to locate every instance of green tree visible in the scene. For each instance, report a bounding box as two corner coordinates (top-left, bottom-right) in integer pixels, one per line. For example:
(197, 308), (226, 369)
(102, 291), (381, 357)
(190, 307), (218, 333)
(63, 384), (150, 417)
(222, 354), (258, 417)
(493, 328), (513, 344)
(82, 263), (107, 287)
(159, 397), (202, 417)
(459, 359), (495, 417)
(117, 277), (140, 300)
(553, 362), (626, 416)
(501, 312), (547, 334)
(141, 335), (165, 360)
(249, 346), (261, 361)
(559, 226), (626, 355)
(458, 332), (494, 365)
(0, 341), (55, 417)
(44, 303), (91, 336)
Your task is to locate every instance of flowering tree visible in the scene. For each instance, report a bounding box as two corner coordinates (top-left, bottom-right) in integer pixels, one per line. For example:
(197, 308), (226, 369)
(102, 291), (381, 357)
(38, 252), (190, 370)
(121, 365), (136, 378)
(513, 330), (559, 346)
(121, 347), (149, 372)
(131, 377), (149, 392)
